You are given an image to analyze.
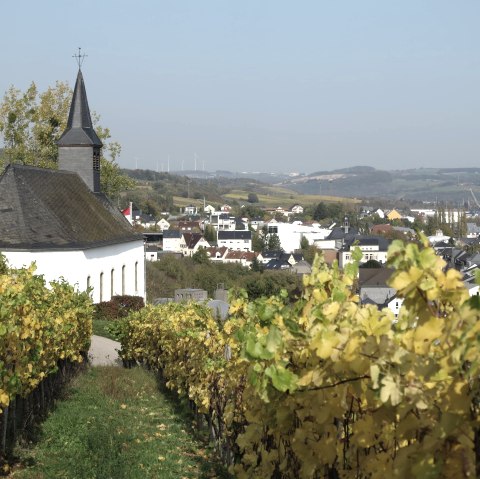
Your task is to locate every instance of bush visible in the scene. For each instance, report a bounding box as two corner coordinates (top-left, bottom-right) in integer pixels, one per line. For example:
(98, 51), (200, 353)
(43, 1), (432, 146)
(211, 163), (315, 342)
(94, 295), (145, 321)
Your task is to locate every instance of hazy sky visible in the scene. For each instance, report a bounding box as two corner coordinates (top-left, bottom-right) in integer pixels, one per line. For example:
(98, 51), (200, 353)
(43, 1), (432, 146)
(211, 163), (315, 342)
(2, 1), (479, 173)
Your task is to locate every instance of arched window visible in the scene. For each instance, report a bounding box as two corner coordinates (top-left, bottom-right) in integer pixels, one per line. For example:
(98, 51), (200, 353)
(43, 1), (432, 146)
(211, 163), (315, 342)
(111, 268), (115, 298)
(99, 272), (104, 302)
(135, 262), (138, 292)
(122, 265), (126, 295)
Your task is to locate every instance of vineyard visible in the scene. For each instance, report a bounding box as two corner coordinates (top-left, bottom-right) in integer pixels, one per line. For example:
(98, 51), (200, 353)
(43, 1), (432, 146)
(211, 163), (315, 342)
(116, 237), (480, 478)
(0, 259), (93, 470)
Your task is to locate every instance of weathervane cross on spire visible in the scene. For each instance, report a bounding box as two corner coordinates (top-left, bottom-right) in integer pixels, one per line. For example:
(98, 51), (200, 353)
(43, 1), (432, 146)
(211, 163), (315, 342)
(73, 47), (87, 69)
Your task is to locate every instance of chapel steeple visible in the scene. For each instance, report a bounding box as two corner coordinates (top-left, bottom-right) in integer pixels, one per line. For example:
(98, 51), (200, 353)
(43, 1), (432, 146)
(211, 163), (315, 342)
(57, 61), (102, 192)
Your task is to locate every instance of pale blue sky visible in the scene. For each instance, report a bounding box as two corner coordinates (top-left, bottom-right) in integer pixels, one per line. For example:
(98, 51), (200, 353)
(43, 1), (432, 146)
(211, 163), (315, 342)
(2, 1), (479, 173)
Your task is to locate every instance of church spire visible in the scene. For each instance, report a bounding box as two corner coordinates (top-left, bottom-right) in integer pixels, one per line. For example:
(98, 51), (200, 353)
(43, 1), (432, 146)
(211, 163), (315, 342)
(57, 68), (102, 147)
(57, 56), (102, 193)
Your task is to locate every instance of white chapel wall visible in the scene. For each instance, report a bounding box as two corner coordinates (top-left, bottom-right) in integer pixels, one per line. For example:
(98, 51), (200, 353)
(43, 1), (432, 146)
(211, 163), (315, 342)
(3, 241), (146, 304)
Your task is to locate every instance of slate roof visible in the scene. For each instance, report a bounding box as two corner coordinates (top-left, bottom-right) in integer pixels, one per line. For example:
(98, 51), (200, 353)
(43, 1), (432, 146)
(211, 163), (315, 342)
(217, 230), (252, 240)
(358, 268), (395, 287)
(264, 259), (291, 270)
(327, 226), (359, 240)
(183, 232), (206, 249)
(57, 69), (102, 147)
(163, 230), (183, 239)
(343, 235), (390, 251)
(225, 250), (256, 261)
(360, 288), (396, 308)
(0, 164), (140, 250)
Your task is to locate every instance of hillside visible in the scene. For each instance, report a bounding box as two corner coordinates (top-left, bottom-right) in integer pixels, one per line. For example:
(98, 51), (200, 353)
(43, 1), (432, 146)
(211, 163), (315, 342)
(121, 166), (480, 210)
(121, 169), (359, 212)
(280, 166), (480, 203)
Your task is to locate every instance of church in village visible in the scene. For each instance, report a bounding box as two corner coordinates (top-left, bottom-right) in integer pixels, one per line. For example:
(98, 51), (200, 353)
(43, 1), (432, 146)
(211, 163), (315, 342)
(0, 67), (145, 303)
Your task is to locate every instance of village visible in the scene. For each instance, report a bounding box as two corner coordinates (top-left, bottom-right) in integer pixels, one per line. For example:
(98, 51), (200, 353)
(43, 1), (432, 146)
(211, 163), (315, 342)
(122, 197), (480, 317)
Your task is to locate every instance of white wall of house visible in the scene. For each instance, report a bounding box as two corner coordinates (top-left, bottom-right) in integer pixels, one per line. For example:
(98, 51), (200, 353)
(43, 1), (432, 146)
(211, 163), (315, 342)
(210, 213), (236, 231)
(163, 236), (185, 253)
(313, 239), (337, 250)
(339, 246), (388, 268)
(146, 250), (159, 262)
(267, 221), (331, 253)
(156, 218), (170, 231)
(387, 297), (404, 318)
(217, 237), (252, 251)
(3, 241), (146, 303)
(182, 238), (211, 257)
(204, 204), (215, 214)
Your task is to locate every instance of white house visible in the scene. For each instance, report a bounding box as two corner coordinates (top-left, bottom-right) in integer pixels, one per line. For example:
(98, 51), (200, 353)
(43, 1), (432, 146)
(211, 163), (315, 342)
(339, 237), (390, 269)
(145, 245), (160, 262)
(183, 205), (198, 215)
(291, 205), (304, 215)
(210, 213), (237, 231)
(156, 218), (170, 231)
(204, 204), (216, 214)
(428, 230), (451, 245)
(217, 230), (252, 251)
(0, 68), (145, 303)
(205, 246), (229, 262)
(266, 220), (331, 253)
(162, 230), (185, 253)
(182, 232), (210, 256)
(223, 250), (257, 267)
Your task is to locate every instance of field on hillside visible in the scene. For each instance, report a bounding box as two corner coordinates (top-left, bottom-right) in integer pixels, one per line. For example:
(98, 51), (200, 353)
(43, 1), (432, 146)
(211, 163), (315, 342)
(222, 186), (359, 208)
(122, 169), (361, 212)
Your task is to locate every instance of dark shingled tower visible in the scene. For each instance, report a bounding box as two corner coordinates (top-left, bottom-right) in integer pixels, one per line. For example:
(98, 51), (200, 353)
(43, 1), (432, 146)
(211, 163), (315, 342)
(57, 68), (102, 192)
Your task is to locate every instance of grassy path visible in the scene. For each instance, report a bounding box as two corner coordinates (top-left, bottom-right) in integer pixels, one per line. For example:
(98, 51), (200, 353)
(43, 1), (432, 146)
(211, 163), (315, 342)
(10, 367), (231, 479)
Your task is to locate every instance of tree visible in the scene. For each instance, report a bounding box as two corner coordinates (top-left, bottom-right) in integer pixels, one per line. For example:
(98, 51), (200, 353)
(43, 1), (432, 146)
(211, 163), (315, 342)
(313, 202), (329, 221)
(250, 256), (264, 272)
(241, 204), (264, 219)
(360, 259), (383, 268)
(252, 230), (266, 253)
(0, 81), (134, 199)
(203, 224), (216, 243)
(267, 233), (282, 251)
(192, 248), (210, 264)
(247, 192), (259, 203)
(299, 235), (317, 264)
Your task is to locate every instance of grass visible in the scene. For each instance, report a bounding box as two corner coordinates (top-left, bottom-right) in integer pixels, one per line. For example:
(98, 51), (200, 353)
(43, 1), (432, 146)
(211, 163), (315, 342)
(92, 320), (118, 341)
(10, 367), (232, 479)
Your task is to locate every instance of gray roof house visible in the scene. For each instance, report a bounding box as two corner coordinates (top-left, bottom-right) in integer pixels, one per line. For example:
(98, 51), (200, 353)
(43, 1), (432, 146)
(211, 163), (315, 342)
(0, 66), (145, 303)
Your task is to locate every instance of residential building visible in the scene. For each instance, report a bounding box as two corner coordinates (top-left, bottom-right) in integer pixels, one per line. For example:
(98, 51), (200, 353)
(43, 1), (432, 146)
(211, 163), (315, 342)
(182, 232), (210, 256)
(290, 204), (304, 215)
(210, 213), (237, 231)
(162, 230), (185, 252)
(386, 209), (402, 221)
(223, 250), (257, 267)
(156, 218), (170, 231)
(339, 237), (390, 268)
(217, 230), (252, 251)
(358, 269), (403, 318)
(183, 205), (198, 215)
(266, 220), (331, 253)
(146, 245), (160, 262)
(205, 246), (229, 262)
